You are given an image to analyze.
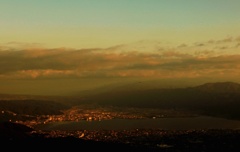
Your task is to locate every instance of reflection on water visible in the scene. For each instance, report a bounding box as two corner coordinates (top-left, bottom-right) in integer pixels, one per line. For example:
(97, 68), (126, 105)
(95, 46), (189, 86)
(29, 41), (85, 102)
(36, 116), (240, 131)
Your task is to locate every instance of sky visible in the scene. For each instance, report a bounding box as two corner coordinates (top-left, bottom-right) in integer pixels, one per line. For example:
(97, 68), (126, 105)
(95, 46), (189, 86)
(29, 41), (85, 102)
(0, 0), (240, 96)
(1, 0), (240, 48)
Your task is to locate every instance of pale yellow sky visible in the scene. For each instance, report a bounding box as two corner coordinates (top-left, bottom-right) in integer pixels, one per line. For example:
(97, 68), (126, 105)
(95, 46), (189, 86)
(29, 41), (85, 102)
(1, 0), (240, 49)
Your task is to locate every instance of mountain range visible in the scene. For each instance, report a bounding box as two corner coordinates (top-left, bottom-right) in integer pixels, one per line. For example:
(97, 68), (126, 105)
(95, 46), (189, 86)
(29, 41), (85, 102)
(1, 81), (240, 120)
(81, 81), (240, 120)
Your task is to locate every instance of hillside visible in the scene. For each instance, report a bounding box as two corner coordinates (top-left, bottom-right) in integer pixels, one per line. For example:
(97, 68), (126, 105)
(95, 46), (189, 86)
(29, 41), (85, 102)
(1, 82), (240, 121)
(82, 82), (240, 120)
(1, 121), (240, 152)
(195, 82), (240, 93)
(0, 100), (68, 122)
(0, 121), (154, 151)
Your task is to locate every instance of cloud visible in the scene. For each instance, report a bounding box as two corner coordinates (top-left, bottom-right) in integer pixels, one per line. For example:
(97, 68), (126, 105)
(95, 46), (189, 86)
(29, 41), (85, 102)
(236, 36), (240, 42)
(1, 37), (240, 80)
(216, 37), (233, 43)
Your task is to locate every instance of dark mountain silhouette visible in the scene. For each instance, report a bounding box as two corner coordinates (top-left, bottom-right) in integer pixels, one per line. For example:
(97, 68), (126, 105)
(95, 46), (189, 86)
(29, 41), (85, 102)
(195, 82), (240, 93)
(0, 121), (34, 140)
(1, 122), (240, 152)
(0, 121), (155, 151)
(1, 81), (240, 121)
(82, 81), (240, 120)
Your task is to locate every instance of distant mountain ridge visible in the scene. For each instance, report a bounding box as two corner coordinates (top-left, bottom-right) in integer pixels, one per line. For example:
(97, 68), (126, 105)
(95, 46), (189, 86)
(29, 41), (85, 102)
(1, 81), (240, 120)
(82, 81), (240, 120)
(194, 82), (240, 93)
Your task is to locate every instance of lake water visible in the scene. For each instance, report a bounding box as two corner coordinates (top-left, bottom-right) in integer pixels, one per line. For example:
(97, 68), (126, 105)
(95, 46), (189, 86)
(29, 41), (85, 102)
(36, 116), (240, 131)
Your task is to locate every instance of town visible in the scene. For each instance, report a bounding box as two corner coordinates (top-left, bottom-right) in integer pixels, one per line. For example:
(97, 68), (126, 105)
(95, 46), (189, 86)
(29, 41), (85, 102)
(1, 104), (240, 151)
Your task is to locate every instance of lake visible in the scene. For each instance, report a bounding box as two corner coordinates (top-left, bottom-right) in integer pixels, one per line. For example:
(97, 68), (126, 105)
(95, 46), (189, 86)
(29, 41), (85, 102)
(35, 116), (240, 131)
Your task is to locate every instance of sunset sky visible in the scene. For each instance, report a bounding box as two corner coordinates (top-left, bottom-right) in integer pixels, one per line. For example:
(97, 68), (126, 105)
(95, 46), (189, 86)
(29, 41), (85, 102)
(1, 0), (240, 48)
(1, 0), (240, 96)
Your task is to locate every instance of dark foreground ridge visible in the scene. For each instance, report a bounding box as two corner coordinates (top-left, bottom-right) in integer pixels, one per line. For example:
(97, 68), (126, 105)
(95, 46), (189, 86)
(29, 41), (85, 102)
(1, 121), (240, 152)
(0, 121), (146, 151)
